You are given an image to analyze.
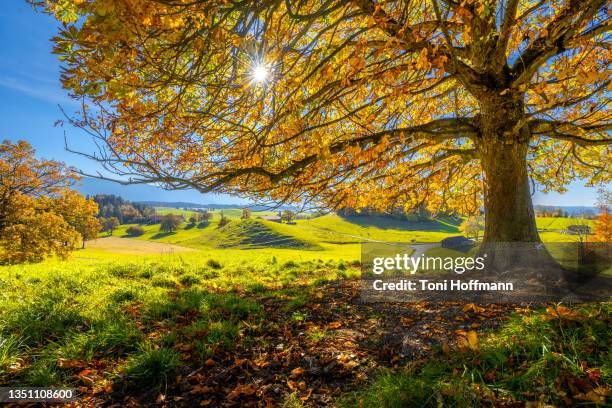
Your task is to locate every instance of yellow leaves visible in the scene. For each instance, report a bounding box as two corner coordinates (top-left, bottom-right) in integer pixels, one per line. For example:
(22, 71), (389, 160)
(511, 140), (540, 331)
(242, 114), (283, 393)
(463, 303), (485, 313)
(416, 48), (431, 71)
(95, 1), (115, 17)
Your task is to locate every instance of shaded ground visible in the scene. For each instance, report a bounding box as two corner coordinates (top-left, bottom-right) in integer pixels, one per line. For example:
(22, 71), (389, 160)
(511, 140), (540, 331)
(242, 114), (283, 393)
(84, 237), (196, 255)
(73, 280), (522, 407)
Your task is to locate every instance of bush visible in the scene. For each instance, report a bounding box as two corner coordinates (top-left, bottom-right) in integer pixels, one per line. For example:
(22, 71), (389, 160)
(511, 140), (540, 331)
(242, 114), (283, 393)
(206, 259), (222, 269)
(126, 226), (144, 237)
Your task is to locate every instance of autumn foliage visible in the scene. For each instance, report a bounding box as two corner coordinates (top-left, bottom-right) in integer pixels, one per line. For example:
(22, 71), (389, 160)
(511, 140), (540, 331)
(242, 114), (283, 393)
(0, 140), (100, 264)
(35, 1), (611, 243)
(592, 206), (612, 242)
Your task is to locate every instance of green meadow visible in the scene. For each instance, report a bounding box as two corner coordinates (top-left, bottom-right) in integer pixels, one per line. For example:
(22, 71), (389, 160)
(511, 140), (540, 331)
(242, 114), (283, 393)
(0, 211), (607, 406)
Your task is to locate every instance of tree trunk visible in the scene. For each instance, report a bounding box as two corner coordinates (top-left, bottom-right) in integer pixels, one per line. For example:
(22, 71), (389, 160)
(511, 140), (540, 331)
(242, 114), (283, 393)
(480, 141), (540, 243)
(475, 95), (562, 274)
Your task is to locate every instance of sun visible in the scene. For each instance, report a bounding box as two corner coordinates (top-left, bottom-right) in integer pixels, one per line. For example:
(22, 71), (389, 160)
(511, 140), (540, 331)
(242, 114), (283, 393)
(251, 64), (269, 83)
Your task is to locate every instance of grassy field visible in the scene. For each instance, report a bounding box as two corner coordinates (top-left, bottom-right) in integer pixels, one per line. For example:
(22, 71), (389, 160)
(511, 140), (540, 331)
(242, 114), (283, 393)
(104, 213), (592, 259)
(1, 212), (609, 406)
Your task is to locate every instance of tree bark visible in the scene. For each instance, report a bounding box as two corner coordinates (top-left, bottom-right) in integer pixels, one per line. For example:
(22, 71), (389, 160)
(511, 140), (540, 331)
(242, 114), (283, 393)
(476, 97), (560, 273)
(480, 141), (540, 243)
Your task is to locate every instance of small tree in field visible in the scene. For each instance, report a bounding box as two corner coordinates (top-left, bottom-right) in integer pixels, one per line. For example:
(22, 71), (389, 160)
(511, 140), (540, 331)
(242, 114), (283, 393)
(160, 214), (182, 233)
(460, 216), (483, 240)
(241, 208), (252, 220)
(281, 210), (295, 224)
(218, 211), (230, 227)
(198, 211), (213, 223)
(102, 217), (120, 236)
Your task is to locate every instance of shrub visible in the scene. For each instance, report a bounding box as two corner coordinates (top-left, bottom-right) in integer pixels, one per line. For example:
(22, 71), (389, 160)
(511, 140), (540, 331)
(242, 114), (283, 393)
(206, 259), (222, 269)
(126, 226), (145, 237)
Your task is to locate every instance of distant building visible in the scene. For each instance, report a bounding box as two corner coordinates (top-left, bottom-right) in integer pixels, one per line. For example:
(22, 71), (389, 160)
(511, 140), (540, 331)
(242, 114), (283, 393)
(566, 225), (591, 235)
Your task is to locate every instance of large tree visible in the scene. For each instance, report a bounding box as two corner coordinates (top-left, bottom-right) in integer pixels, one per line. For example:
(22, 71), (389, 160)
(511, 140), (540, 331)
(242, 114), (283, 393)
(0, 139), (77, 230)
(38, 0), (611, 244)
(0, 140), (95, 263)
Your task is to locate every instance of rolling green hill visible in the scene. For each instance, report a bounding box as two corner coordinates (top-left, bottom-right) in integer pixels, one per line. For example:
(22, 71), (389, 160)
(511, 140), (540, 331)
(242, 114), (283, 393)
(193, 219), (320, 250)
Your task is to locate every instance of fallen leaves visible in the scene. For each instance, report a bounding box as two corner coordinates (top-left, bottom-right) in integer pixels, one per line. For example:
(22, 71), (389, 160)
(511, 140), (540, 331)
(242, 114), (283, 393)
(574, 386), (610, 405)
(327, 321), (343, 329)
(543, 306), (586, 321)
(227, 383), (257, 400)
(290, 367), (304, 377)
(455, 330), (480, 353)
(463, 303), (485, 313)
(57, 359), (86, 369)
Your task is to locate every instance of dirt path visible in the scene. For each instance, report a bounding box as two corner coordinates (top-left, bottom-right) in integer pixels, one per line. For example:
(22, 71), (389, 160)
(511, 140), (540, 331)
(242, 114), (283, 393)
(83, 236), (196, 255)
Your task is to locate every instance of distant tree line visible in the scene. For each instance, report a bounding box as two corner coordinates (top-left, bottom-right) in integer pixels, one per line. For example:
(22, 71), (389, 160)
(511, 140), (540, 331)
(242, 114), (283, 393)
(92, 194), (156, 224)
(337, 204), (461, 222)
(535, 208), (571, 218)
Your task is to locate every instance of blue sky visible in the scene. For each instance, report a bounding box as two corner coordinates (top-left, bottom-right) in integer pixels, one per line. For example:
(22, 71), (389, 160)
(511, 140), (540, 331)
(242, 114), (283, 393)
(0, 1), (604, 207)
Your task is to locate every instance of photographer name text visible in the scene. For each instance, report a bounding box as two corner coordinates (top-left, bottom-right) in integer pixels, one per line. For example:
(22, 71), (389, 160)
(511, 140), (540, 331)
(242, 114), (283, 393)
(371, 279), (514, 291)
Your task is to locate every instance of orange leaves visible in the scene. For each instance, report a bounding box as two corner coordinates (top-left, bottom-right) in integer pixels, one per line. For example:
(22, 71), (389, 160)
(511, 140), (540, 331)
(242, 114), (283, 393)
(57, 359), (87, 369)
(455, 330), (480, 353)
(543, 306), (586, 322)
(327, 321), (343, 329)
(463, 303), (485, 314)
(415, 48), (431, 71)
(287, 380), (307, 391)
(320, 64), (334, 80)
(227, 383), (257, 399)
(349, 56), (366, 71)
(290, 367), (305, 377)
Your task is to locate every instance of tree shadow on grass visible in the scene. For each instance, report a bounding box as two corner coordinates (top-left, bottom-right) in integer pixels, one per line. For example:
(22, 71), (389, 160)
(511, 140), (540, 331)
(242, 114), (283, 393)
(101, 279), (518, 406)
(338, 214), (460, 232)
(151, 231), (176, 239)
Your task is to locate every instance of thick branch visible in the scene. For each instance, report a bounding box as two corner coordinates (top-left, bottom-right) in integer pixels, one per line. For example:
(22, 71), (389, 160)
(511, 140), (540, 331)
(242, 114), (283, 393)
(530, 119), (612, 145)
(511, 0), (608, 87)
